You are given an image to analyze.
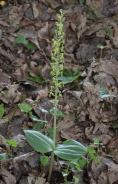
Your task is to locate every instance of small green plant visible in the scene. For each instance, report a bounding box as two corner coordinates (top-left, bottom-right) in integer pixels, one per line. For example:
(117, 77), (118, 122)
(62, 157), (87, 183)
(24, 10), (87, 182)
(27, 75), (43, 83)
(6, 139), (19, 157)
(93, 138), (103, 153)
(40, 155), (49, 167)
(104, 26), (113, 37)
(0, 153), (8, 161)
(18, 103), (32, 113)
(18, 103), (47, 123)
(78, 0), (85, 5)
(15, 35), (36, 50)
(0, 104), (5, 119)
(99, 85), (117, 99)
(6, 139), (19, 148)
(97, 45), (109, 59)
(93, 138), (103, 146)
(58, 70), (81, 85)
(112, 120), (118, 129)
(87, 147), (101, 164)
(0, 104), (8, 124)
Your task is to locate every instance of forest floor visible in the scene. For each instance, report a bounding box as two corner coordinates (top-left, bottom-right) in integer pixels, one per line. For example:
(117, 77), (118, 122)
(0, 0), (118, 183)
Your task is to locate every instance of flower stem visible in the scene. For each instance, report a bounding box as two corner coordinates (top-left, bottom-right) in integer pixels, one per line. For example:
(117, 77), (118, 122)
(48, 151), (54, 181)
(48, 9), (66, 181)
(48, 88), (58, 181)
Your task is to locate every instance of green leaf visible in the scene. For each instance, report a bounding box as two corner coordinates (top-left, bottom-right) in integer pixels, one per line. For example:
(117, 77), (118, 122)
(40, 155), (49, 166)
(47, 127), (54, 139)
(30, 115), (48, 123)
(79, 0), (85, 5)
(6, 139), (19, 147)
(0, 119), (8, 124)
(24, 130), (54, 153)
(73, 175), (79, 184)
(99, 86), (117, 99)
(62, 168), (70, 177)
(104, 26), (113, 37)
(18, 103), (32, 113)
(33, 121), (44, 131)
(69, 158), (79, 165)
(50, 107), (65, 117)
(93, 138), (100, 145)
(14, 35), (28, 45)
(112, 120), (118, 129)
(87, 147), (101, 164)
(39, 108), (49, 114)
(26, 42), (36, 50)
(97, 45), (108, 50)
(63, 182), (70, 184)
(0, 104), (5, 119)
(0, 153), (8, 160)
(27, 76), (43, 83)
(54, 139), (87, 160)
(58, 73), (81, 84)
(78, 157), (87, 169)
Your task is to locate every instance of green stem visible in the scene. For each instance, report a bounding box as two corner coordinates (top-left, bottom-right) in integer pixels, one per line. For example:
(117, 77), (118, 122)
(48, 86), (58, 181)
(48, 151), (54, 181)
(100, 49), (102, 59)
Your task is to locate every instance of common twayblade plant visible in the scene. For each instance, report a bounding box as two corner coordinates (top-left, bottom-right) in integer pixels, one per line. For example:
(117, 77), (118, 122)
(24, 9), (87, 182)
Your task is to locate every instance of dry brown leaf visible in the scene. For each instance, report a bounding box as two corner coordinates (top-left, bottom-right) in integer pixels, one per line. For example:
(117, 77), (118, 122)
(57, 114), (74, 140)
(46, 0), (60, 9)
(3, 84), (21, 104)
(85, 127), (111, 145)
(0, 167), (16, 184)
(41, 63), (51, 80)
(98, 157), (118, 184)
(92, 59), (118, 82)
(14, 63), (28, 80)
(18, 29), (38, 39)
(108, 137), (118, 149)
(37, 23), (48, 39)
(28, 175), (46, 184)
(67, 12), (87, 30)
(36, 88), (49, 100)
(93, 72), (116, 86)
(93, 123), (109, 134)
(108, 164), (118, 183)
(88, 107), (99, 123)
(0, 70), (11, 86)
(61, 129), (83, 140)
(30, 38), (41, 49)
(31, 2), (42, 18)
(97, 172), (108, 184)
(9, 6), (24, 26)
(0, 47), (15, 62)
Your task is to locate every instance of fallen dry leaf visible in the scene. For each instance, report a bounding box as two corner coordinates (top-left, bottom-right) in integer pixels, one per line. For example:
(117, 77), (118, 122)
(0, 167), (16, 184)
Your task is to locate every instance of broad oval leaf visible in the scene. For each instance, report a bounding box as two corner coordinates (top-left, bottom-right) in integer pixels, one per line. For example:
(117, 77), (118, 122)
(58, 74), (80, 84)
(24, 130), (53, 153)
(30, 115), (48, 123)
(99, 86), (117, 99)
(39, 108), (49, 114)
(54, 139), (87, 160)
(79, 0), (85, 5)
(0, 153), (8, 160)
(27, 75), (42, 83)
(50, 107), (65, 117)
(18, 103), (32, 113)
(0, 104), (5, 119)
